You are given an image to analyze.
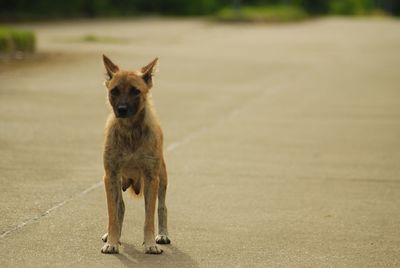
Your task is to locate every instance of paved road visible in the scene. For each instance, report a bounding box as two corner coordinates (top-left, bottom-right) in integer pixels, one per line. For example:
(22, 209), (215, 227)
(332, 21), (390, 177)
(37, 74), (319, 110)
(1, 18), (400, 267)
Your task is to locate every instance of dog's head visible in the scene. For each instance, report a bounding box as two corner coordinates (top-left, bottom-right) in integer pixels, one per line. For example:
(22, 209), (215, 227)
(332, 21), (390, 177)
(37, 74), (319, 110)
(102, 54), (158, 119)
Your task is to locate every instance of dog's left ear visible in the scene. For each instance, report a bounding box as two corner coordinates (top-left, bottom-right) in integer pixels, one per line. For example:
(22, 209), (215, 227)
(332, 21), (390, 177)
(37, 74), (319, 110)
(141, 58), (158, 88)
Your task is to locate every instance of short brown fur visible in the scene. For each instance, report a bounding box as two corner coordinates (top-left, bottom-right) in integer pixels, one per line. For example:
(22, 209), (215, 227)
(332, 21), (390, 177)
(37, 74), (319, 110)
(100, 55), (170, 255)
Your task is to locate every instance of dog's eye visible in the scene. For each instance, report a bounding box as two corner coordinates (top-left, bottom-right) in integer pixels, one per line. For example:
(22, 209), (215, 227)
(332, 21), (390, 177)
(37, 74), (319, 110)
(129, 88), (140, 96)
(110, 88), (120, 97)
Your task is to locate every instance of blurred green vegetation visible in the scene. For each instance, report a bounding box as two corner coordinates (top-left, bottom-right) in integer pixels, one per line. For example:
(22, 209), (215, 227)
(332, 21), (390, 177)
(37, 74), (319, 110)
(0, 0), (399, 20)
(78, 34), (129, 44)
(216, 5), (308, 22)
(329, 0), (375, 15)
(0, 27), (35, 54)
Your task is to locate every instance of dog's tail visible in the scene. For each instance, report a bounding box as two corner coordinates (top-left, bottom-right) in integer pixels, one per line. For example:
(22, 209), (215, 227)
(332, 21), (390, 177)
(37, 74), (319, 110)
(122, 177), (143, 199)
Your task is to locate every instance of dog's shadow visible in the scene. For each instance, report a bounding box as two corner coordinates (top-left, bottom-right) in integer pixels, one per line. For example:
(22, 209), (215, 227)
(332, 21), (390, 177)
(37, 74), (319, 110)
(115, 242), (198, 268)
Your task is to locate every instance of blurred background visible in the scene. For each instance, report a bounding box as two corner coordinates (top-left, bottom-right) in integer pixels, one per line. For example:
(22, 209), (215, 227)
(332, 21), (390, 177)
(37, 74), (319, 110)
(1, 1), (400, 267)
(1, 0), (400, 19)
(1, 0), (400, 58)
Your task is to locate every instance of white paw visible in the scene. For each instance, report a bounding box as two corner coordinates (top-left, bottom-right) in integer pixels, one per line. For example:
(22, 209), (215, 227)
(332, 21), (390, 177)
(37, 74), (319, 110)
(101, 243), (119, 254)
(144, 244), (163, 254)
(156, 234), (171, 244)
(101, 233), (108, 242)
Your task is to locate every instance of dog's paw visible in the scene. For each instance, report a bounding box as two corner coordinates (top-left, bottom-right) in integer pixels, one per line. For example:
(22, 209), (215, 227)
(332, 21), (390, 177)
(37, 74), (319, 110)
(101, 233), (121, 245)
(144, 244), (163, 254)
(155, 234), (171, 244)
(101, 243), (119, 254)
(101, 233), (108, 242)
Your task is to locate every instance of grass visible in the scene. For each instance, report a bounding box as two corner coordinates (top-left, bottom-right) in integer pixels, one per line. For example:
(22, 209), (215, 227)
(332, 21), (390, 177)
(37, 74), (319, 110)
(0, 27), (36, 55)
(79, 34), (129, 44)
(215, 5), (308, 23)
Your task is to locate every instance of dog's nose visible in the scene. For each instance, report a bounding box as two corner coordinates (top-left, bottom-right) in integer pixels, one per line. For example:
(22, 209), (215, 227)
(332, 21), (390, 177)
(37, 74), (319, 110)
(117, 105), (128, 116)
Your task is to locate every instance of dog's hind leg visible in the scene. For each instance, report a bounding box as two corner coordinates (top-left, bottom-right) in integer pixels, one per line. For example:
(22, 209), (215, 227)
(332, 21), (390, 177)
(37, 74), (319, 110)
(101, 174), (123, 254)
(156, 158), (171, 244)
(143, 174), (163, 254)
(118, 197), (125, 231)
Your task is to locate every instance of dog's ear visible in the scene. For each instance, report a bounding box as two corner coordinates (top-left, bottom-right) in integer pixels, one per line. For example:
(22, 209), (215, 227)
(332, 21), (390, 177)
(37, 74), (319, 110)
(103, 54), (119, 80)
(141, 58), (158, 88)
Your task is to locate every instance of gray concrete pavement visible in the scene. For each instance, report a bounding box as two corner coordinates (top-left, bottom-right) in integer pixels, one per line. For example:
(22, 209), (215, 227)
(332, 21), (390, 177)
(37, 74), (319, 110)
(1, 18), (400, 267)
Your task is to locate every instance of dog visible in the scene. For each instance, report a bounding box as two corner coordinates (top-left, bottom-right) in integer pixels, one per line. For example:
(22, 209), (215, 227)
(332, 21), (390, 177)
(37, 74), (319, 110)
(100, 55), (170, 254)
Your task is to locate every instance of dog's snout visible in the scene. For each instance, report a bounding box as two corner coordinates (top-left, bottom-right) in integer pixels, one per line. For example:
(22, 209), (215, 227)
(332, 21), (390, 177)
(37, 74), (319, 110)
(117, 105), (128, 117)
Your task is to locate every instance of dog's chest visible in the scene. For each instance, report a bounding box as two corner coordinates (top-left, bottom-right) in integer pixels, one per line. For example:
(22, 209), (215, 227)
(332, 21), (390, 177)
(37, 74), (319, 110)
(112, 127), (160, 170)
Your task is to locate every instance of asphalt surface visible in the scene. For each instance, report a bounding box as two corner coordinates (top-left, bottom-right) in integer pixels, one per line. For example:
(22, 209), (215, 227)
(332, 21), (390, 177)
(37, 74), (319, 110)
(1, 18), (400, 267)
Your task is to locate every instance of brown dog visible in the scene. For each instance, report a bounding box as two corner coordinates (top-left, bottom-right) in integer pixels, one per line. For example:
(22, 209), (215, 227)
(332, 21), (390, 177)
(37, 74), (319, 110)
(100, 55), (170, 254)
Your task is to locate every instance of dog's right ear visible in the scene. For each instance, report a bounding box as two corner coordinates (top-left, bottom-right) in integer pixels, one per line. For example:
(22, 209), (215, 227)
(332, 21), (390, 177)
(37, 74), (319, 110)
(103, 54), (119, 80)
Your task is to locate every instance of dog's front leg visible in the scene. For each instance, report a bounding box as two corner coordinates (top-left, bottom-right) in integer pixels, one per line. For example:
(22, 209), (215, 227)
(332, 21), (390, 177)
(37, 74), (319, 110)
(143, 176), (163, 254)
(156, 158), (171, 244)
(101, 174), (122, 254)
